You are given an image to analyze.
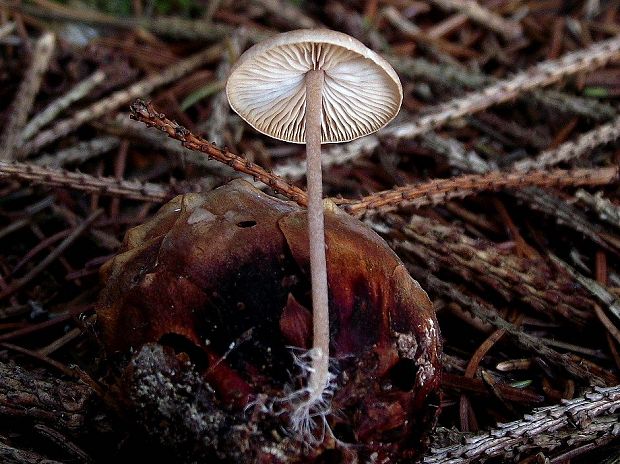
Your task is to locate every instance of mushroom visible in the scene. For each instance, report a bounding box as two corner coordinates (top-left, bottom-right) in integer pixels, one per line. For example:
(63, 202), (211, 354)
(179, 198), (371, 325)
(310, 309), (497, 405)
(226, 29), (403, 439)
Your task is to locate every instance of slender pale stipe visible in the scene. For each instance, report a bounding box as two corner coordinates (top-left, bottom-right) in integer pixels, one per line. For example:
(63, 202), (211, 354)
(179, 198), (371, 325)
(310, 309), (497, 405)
(304, 69), (330, 400)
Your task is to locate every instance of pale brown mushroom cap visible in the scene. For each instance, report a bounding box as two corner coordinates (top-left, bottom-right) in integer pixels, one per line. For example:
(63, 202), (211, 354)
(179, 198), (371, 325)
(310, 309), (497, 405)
(226, 29), (403, 144)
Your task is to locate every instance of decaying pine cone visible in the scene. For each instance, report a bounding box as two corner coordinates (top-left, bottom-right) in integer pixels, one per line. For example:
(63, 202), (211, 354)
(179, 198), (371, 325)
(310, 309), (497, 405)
(97, 179), (441, 463)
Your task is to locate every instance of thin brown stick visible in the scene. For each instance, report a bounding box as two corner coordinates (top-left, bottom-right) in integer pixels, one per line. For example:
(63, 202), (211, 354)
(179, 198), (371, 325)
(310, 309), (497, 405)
(0, 305), (90, 343)
(11, 228), (70, 275)
(0, 342), (78, 378)
(0, 210), (102, 300)
(442, 373), (543, 404)
(129, 100), (308, 205)
(337, 167), (619, 216)
(460, 329), (506, 431)
(0, 160), (171, 202)
(381, 6), (475, 62)
(0, 196), (55, 241)
(37, 327), (83, 356)
(18, 43), (224, 157)
(0, 32), (55, 160)
(547, 435), (619, 464)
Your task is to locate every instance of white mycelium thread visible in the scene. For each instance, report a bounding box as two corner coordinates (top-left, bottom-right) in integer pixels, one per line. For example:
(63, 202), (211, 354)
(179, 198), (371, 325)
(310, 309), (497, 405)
(226, 30), (402, 144)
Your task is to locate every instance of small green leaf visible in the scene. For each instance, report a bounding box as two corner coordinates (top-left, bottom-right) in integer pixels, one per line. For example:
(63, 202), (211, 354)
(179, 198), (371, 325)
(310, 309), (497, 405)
(583, 86), (609, 98)
(509, 379), (533, 389)
(180, 81), (225, 111)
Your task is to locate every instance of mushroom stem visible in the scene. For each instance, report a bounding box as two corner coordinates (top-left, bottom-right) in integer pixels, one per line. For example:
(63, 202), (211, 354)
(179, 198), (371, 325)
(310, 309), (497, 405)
(305, 69), (330, 401)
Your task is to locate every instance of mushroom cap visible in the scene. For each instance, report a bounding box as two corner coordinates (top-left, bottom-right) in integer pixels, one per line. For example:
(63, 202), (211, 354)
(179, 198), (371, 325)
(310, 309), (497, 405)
(226, 29), (403, 144)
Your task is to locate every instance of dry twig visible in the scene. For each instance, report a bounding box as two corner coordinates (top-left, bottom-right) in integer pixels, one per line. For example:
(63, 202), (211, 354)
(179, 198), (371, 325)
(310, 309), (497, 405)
(18, 43), (224, 157)
(33, 136), (120, 168)
(385, 35), (620, 140)
(408, 266), (614, 385)
(576, 190), (620, 231)
(1, 0), (264, 42)
(513, 115), (620, 171)
(427, 0), (523, 40)
(0, 209), (103, 300)
(129, 100), (308, 205)
(337, 167), (618, 216)
(549, 254), (620, 326)
(425, 386), (620, 463)
(20, 70), (106, 143)
(0, 161), (170, 202)
(387, 215), (594, 324)
(0, 32), (56, 160)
